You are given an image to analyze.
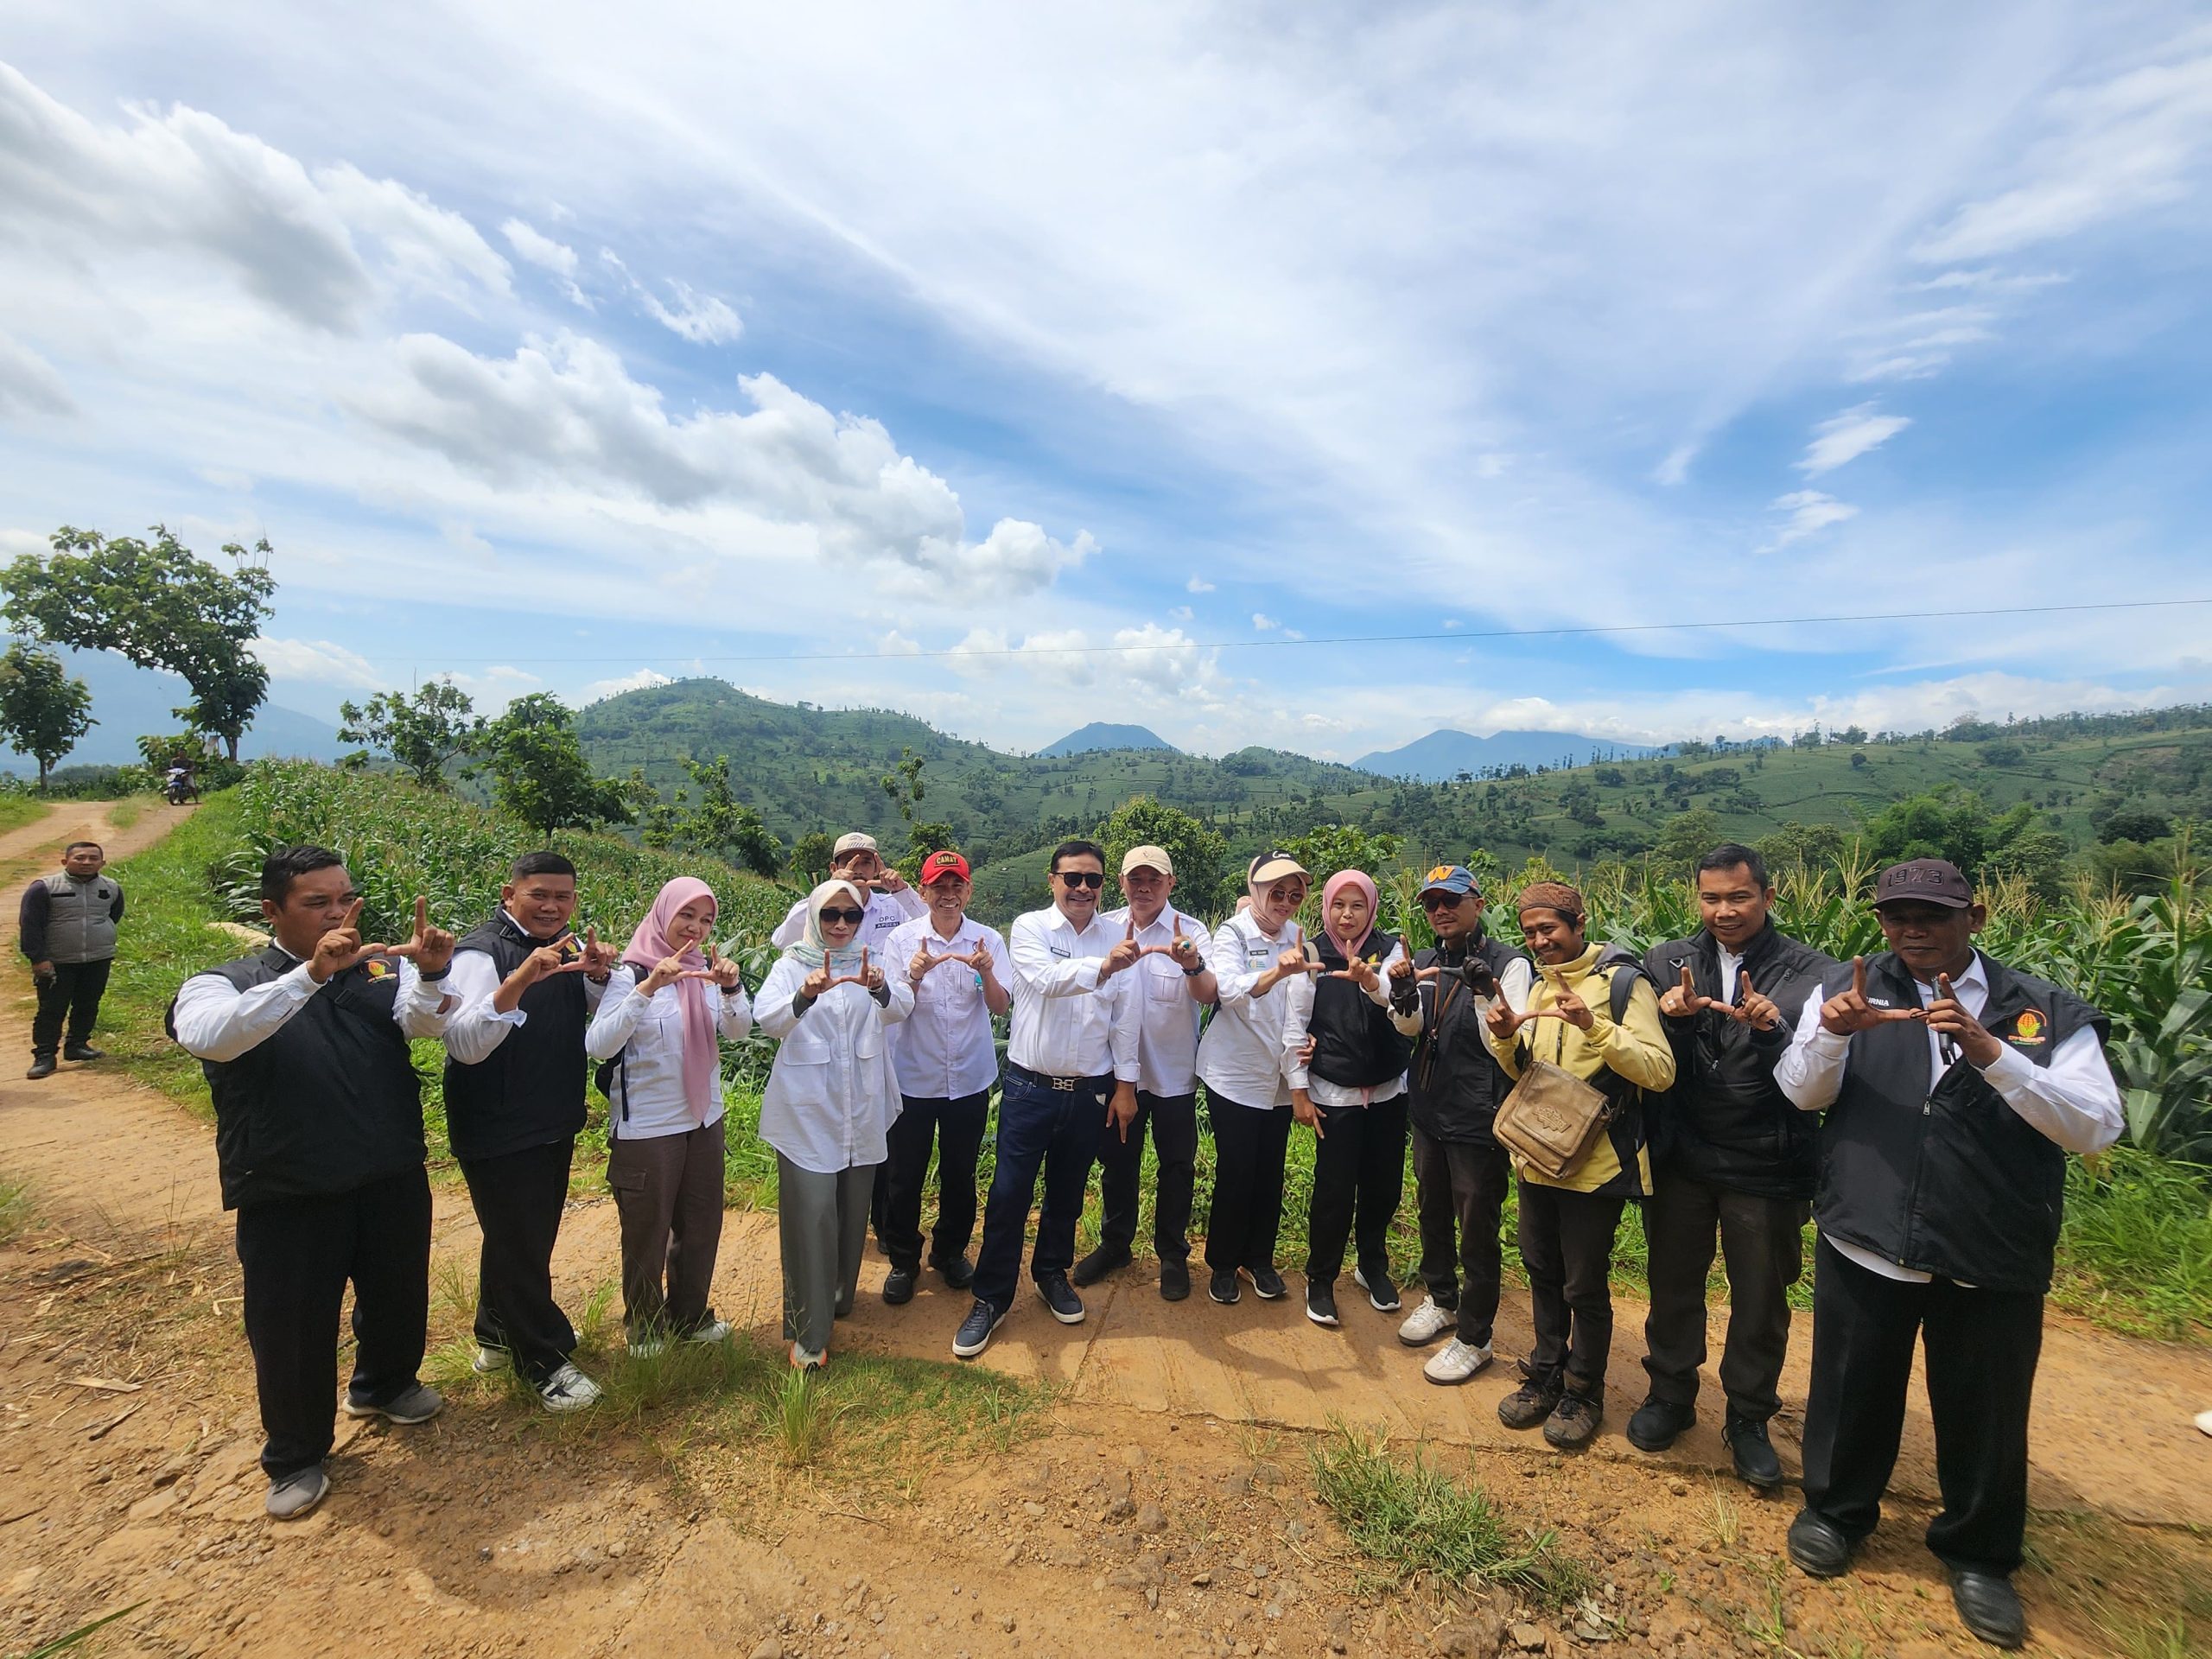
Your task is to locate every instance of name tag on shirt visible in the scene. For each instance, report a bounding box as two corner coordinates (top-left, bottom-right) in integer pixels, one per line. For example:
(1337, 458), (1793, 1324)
(1049, 945), (1071, 959)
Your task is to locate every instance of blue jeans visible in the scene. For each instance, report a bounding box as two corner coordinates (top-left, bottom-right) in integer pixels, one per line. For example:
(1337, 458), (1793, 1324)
(972, 1071), (1108, 1311)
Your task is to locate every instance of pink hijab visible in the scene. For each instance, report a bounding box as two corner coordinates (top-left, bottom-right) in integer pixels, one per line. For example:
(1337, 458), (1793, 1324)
(1320, 869), (1380, 963)
(622, 877), (720, 1123)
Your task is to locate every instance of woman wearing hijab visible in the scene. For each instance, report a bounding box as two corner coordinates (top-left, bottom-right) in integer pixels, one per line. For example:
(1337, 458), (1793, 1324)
(587, 877), (753, 1355)
(756, 879), (914, 1369)
(1281, 869), (1418, 1328)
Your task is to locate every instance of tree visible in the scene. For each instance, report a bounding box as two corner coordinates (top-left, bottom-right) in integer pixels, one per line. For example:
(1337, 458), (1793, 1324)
(880, 747), (925, 823)
(3, 525), (276, 761)
(639, 754), (782, 874)
(1281, 823), (1403, 888)
(481, 693), (635, 836)
(896, 819), (958, 881)
(789, 831), (836, 886)
(1096, 795), (1230, 912)
(0, 642), (93, 790)
(1649, 807), (1726, 877)
(337, 679), (485, 790)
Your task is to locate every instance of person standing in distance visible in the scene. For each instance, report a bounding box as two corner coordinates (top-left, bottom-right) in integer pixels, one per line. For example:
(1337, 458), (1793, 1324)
(953, 839), (1141, 1360)
(880, 850), (1008, 1304)
(22, 840), (125, 1078)
(1628, 843), (1834, 1489)
(168, 848), (456, 1519)
(1077, 844), (1211, 1302)
(441, 851), (619, 1412)
(1776, 859), (2122, 1651)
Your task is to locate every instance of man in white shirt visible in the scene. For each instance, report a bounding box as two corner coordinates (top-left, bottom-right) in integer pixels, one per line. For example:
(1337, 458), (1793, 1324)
(770, 832), (925, 950)
(1774, 859), (2123, 1652)
(951, 838), (1141, 1360)
(1076, 845), (1214, 1302)
(880, 850), (1009, 1306)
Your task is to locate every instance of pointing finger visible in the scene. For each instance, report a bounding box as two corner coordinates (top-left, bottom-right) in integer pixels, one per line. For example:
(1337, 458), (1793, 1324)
(1851, 956), (1867, 1000)
(340, 898), (364, 932)
(413, 894), (429, 938)
(1739, 969), (1755, 997)
(1680, 963), (1696, 1001)
(1936, 972), (1957, 1005)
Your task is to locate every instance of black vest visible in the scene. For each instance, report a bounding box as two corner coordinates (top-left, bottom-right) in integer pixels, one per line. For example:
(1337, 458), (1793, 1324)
(168, 948), (424, 1211)
(1307, 930), (1415, 1090)
(1404, 930), (1523, 1144)
(442, 912), (590, 1162)
(1814, 951), (2107, 1294)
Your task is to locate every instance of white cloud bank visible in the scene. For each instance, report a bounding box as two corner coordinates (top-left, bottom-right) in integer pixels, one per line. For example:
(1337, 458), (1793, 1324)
(1798, 404), (1911, 476)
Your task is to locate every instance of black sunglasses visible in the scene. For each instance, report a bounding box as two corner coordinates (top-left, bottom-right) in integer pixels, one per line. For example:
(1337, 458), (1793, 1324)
(1421, 892), (1470, 911)
(1054, 870), (1106, 889)
(820, 906), (868, 925)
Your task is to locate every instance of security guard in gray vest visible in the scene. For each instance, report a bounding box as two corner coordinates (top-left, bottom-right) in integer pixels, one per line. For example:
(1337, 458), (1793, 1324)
(20, 840), (124, 1078)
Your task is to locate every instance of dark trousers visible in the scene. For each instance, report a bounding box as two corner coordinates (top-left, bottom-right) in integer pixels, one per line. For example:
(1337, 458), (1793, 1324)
(1205, 1092), (1293, 1274)
(234, 1167), (432, 1479)
(1411, 1126), (1513, 1346)
(607, 1117), (726, 1338)
(1095, 1088), (1198, 1262)
(458, 1136), (578, 1384)
(31, 957), (111, 1058)
(882, 1090), (990, 1273)
(1799, 1238), (2043, 1576)
(1517, 1178), (1629, 1397)
(1305, 1093), (1408, 1284)
(1641, 1173), (1808, 1421)
(972, 1071), (1104, 1311)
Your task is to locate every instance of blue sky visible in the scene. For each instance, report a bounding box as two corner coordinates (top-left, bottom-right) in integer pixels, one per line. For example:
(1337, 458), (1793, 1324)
(2, 3), (2209, 760)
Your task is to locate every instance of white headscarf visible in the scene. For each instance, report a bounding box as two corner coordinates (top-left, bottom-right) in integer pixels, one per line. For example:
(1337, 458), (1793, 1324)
(784, 877), (869, 971)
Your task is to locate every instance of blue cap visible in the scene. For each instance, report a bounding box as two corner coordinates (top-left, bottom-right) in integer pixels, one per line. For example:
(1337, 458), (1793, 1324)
(1420, 864), (1478, 897)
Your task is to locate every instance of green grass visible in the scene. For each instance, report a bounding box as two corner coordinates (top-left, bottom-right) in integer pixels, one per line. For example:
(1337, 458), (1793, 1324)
(2052, 1146), (2212, 1340)
(1308, 1421), (1593, 1609)
(0, 793), (50, 836)
(0, 1175), (33, 1245)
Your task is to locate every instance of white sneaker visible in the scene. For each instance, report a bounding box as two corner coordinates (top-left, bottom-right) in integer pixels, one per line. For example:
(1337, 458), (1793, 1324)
(1397, 1296), (1453, 1347)
(627, 1333), (668, 1359)
(790, 1344), (827, 1371)
(538, 1362), (601, 1413)
(1422, 1338), (1493, 1386)
(472, 1345), (510, 1375)
(684, 1319), (732, 1345)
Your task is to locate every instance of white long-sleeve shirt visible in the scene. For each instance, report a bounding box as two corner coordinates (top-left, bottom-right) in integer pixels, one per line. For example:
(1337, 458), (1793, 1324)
(584, 965), (754, 1139)
(1005, 906), (1141, 1083)
(883, 913), (1007, 1099)
(171, 953), (451, 1062)
(1776, 950), (2123, 1283)
(1280, 940), (1410, 1106)
(1098, 906), (1205, 1097)
(770, 886), (925, 951)
(754, 955), (913, 1174)
(1197, 910), (1307, 1109)
(440, 926), (608, 1065)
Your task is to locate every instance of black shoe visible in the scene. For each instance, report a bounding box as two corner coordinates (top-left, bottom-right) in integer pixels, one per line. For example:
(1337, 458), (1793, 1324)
(1626, 1395), (1697, 1452)
(881, 1267), (917, 1306)
(932, 1253), (976, 1290)
(1786, 1509), (1853, 1579)
(1071, 1244), (1132, 1287)
(1352, 1265), (1400, 1313)
(63, 1044), (103, 1062)
(1542, 1391), (1603, 1449)
(1249, 1266), (1287, 1301)
(1305, 1281), (1339, 1327)
(1723, 1413), (1783, 1491)
(1158, 1258), (1191, 1301)
(951, 1298), (1007, 1360)
(1498, 1369), (1565, 1431)
(25, 1057), (55, 1080)
(1036, 1274), (1085, 1325)
(1208, 1269), (1241, 1305)
(1949, 1570), (2026, 1649)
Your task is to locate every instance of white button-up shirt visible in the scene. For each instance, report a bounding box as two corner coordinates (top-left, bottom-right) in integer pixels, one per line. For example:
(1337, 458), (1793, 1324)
(440, 912), (608, 1065)
(1005, 905), (1141, 1083)
(1097, 905), (1204, 1097)
(754, 954), (914, 1174)
(1197, 909), (1306, 1109)
(170, 951), (451, 1061)
(771, 887), (925, 952)
(884, 912), (1007, 1099)
(583, 965), (755, 1139)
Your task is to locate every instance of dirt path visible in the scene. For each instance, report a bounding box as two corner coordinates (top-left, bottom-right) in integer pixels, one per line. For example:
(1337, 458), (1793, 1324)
(1, 801), (2207, 1658)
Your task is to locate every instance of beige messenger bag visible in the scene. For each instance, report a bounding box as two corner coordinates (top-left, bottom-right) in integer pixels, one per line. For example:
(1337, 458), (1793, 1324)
(1491, 1058), (1613, 1181)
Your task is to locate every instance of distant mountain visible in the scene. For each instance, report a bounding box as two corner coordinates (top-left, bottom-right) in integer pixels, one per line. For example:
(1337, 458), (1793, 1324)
(1352, 728), (1660, 781)
(0, 646), (345, 775)
(1036, 722), (1175, 758)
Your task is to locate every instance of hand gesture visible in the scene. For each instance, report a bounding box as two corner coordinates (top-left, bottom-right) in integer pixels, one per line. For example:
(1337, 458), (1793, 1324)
(910, 941), (957, 982)
(800, 963), (836, 1001)
(1548, 980), (1593, 1030)
(680, 944), (744, 990)
(1274, 943), (1324, 977)
(1924, 972), (2001, 1066)
(509, 935), (590, 995)
(576, 925), (619, 981)
(1389, 954), (1418, 986)
(1101, 916), (1142, 977)
(966, 938), (998, 978)
(1164, 914), (1205, 971)
(308, 899), (372, 983)
(1735, 969), (1782, 1032)
(877, 867), (909, 893)
(1819, 957), (1925, 1039)
(1291, 1090), (1324, 1139)
(639, 951), (688, 995)
(856, 948), (885, 994)
(1331, 955), (1382, 995)
(379, 895), (455, 976)
(1659, 963), (1707, 1020)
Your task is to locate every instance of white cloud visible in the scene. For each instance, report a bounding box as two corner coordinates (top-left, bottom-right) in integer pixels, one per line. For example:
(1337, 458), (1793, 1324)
(1168, 604), (1192, 621)
(1798, 403), (1912, 475)
(0, 329), (73, 418)
(447, 665), (543, 705)
(500, 216), (589, 307)
(1651, 442), (1700, 487)
(1185, 575), (1216, 593)
(1763, 490), (1858, 550)
(1252, 613), (1279, 632)
(640, 280), (742, 345)
(252, 635), (380, 687)
(878, 629), (921, 655)
(582, 665), (673, 701)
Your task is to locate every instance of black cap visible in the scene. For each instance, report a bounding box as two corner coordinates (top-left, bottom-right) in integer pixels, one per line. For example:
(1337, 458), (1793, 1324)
(1872, 858), (1973, 910)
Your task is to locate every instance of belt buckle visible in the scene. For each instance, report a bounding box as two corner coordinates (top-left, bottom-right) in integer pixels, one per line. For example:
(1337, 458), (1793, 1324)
(1051, 1075), (1076, 1092)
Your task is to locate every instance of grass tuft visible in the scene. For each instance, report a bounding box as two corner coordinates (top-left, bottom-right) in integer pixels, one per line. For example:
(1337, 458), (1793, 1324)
(0, 1175), (34, 1245)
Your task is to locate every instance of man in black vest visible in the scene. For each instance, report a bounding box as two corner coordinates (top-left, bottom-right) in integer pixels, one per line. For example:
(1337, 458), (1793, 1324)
(442, 852), (618, 1412)
(168, 846), (456, 1519)
(1777, 859), (2122, 1650)
(21, 840), (126, 1078)
(1629, 843), (1834, 1488)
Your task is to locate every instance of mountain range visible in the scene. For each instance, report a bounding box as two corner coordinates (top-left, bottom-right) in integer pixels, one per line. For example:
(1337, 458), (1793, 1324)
(1035, 722), (1175, 758)
(0, 647), (346, 776)
(1352, 727), (1661, 780)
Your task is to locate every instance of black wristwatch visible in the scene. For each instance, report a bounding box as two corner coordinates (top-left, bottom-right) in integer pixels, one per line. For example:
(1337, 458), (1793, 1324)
(1182, 964), (1205, 977)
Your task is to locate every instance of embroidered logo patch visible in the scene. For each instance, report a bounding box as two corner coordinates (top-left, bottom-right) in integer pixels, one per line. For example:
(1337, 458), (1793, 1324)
(2008, 1008), (2048, 1046)
(363, 959), (392, 979)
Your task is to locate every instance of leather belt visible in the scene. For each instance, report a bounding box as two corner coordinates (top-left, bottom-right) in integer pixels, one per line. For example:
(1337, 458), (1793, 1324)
(1006, 1062), (1113, 1095)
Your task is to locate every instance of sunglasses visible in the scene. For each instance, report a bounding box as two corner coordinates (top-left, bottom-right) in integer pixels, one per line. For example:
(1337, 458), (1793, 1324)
(1054, 870), (1106, 890)
(820, 906), (868, 925)
(1421, 892), (1469, 911)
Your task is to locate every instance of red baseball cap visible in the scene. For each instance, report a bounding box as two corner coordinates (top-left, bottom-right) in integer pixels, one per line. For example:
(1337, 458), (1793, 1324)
(919, 850), (970, 885)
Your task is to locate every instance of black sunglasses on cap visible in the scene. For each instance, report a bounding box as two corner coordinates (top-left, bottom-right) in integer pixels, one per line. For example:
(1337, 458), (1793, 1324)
(820, 906), (868, 925)
(1054, 870), (1106, 890)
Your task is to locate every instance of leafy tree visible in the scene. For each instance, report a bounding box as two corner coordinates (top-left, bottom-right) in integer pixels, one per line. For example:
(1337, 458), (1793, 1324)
(640, 754), (782, 875)
(3, 525), (276, 761)
(1648, 807), (1726, 877)
(337, 679), (485, 790)
(482, 693), (635, 836)
(789, 831), (836, 886)
(1758, 821), (1851, 877)
(880, 747), (925, 823)
(2101, 810), (2173, 845)
(1281, 823), (1403, 888)
(896, 819), (958, 881)
(0, 642), (93, 790)
(1096, 795), (1230, 911)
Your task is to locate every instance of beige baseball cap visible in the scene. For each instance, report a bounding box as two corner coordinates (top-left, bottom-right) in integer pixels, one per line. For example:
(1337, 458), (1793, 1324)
(1121, 844), (1174, 877)
(832, 831), (880, 856)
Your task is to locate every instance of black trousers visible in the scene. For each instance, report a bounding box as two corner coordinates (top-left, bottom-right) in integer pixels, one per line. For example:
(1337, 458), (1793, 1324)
(1204, 1092), (1292, 1274)
(1517, 1178), (1629, 1397)
(1411, 1126), (1513, 1346)
(1095, 1088), (1198, 1263)
(32, 957), (111, 1057)
(1305, 1093), (1408, 1284)
(234, 1167), (432, 1479)
(1641, 1173), (1808, 1421)
(1799, 1237), (2044, 1576)
(881, 1090), (990, 1273)
(972, 1071), (1103, 1310)
(458, 1136), (578, 1385)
